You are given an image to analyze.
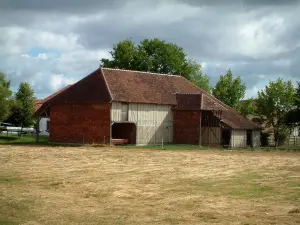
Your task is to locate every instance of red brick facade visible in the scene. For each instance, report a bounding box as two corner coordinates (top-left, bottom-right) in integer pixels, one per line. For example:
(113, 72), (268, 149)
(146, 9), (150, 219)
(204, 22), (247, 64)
(173, 111), (200, 145)
(50, 103), (110, 144)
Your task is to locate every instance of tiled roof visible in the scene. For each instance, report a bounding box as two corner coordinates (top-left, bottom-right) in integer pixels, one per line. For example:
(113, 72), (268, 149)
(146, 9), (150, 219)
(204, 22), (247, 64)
(34, 85), (72, 116)
(34, 99), (44, 111)
(221, 109), (261, 130)
(101, 68), (201, 105)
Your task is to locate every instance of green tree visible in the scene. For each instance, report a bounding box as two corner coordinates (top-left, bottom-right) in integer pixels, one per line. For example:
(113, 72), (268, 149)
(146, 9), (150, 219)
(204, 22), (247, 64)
(7, 83), (36, 136)
(284, 82), (300, 132)
(212, 69), (246, 109)
(101, 38), (211, 92)
(238, 98), (254, 117)
(184, 60), (211, 93)
(0, 72), (13, 122)
(255, 78), (295, 146)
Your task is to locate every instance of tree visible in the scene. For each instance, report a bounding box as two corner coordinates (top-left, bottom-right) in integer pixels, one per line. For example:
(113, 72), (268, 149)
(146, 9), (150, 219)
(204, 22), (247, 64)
(255, 78), (295, 146)
(184, 60), (211, 93)
(6, 83), (36, 136)
(238, 98), (254, 117)
(101, 38), (211, 92)
(213, 69), (246, 109)
(0, 72), (13, 122)
(284, 82), (300, 133)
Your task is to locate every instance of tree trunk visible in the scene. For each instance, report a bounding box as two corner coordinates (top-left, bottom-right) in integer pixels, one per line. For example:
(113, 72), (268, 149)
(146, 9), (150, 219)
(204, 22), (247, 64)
(36, 118), (40, 144)
(273, 127), (277, 149)
(19, 123), (23, 139)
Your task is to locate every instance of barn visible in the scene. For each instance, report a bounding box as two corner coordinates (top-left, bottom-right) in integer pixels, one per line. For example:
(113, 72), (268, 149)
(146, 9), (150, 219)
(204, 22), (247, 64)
(35, 67), (261, 147)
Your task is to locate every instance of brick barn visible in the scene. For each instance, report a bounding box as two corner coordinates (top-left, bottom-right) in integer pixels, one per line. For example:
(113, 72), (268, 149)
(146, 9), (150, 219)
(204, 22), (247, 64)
(35, 67), (261, 147)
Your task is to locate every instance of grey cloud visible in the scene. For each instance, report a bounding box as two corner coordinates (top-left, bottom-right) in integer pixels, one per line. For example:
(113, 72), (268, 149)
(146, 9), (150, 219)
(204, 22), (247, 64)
(0, 0), (125, 13)
(178, 0), (300, 8)
(0, 0), (300, 99)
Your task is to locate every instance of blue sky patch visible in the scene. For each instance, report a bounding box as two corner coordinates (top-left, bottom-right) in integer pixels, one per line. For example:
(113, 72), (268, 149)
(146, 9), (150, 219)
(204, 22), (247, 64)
(26, 47), (61, 58)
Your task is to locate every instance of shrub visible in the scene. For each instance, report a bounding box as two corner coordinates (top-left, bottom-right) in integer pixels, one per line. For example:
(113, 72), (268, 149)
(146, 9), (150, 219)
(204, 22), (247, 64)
(260, 131), (270, 146)
(274, 127), (289, 146)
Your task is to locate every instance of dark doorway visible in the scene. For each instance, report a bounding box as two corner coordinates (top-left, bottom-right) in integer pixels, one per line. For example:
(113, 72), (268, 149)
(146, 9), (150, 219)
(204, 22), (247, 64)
(246, 130), (253, 147)
(221, 129), (231, 147)
(112, 123), (136, 145)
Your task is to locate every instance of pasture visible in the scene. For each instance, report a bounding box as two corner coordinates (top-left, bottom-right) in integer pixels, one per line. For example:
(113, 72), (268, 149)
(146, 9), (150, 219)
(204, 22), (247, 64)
(0, 145), (299, 224)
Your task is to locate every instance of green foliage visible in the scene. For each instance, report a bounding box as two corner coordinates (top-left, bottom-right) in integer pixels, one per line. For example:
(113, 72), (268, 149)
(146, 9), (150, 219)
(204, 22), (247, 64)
(0, 72), (13, 121)
(213, 69), (246, 109)
(286, 82), (300, 124)
(275, 127), (289, 145)
(260, 131), (271, 146)
(101, 38), (211, 92)
(184, 60), (211, 92)
(295, 81), (300, 108)
(6, 83), (36, 128)
(255, 78), (295, 145)
(238, 99), (254, 117)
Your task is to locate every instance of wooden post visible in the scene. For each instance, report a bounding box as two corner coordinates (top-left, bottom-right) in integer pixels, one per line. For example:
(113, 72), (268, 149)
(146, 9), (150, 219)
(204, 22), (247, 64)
(199, 111), (202, 146)
(35, 117), (40, 144)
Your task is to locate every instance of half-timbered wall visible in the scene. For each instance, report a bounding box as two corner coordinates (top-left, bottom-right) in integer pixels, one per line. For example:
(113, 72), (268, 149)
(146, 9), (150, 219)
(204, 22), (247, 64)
(111, 102), (173, 145)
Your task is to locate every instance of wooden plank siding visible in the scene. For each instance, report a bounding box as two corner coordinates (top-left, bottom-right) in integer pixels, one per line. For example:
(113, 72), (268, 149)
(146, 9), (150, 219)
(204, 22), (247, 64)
(252, 130), (261, 147)
(231, 130), (247, 148)
(201, 127), (221, 146)
(111, 102), (173, 145)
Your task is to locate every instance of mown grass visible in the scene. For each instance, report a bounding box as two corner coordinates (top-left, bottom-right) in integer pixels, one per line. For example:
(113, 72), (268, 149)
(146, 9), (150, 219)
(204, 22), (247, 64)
(0, 134), (49, 145)
(0, 146), (299, 224)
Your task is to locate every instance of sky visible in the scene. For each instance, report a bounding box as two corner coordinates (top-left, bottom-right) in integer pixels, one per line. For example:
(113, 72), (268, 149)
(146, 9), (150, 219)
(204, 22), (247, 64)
(0, 0), (299, 99)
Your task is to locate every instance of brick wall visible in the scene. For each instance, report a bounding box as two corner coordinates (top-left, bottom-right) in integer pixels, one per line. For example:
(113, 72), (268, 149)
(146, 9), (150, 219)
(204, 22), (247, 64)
(173, 111), (200, 145)
(50, 103), (110, 144)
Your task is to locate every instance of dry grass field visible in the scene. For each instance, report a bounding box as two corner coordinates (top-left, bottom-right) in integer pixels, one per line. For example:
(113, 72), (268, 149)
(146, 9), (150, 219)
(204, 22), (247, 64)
(0, 146), (300, 225)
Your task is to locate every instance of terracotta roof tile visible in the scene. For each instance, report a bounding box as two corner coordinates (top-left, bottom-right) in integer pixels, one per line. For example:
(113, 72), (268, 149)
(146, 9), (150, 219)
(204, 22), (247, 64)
(34, 99), (44, 111)
(101, 68), (200, 105)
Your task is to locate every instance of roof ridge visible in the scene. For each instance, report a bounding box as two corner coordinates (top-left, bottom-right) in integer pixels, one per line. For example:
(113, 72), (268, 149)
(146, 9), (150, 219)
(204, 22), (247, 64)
(102, 67), (182, 77)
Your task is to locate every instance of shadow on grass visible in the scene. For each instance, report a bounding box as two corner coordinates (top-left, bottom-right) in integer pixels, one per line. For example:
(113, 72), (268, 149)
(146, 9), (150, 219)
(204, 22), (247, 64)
(0, 135), (91, 148)
(0, 135), (49, 146)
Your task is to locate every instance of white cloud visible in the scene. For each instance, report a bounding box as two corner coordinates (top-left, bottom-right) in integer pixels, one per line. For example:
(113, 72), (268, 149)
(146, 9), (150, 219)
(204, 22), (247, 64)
(235, 14), (286, 58)
(256, 74), (266, 78)
(50, 74), (75, 91)
(37, 53), (49, 60)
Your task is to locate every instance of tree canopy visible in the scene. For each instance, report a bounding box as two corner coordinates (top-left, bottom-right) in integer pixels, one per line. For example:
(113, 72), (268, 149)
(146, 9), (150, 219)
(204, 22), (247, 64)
(6, 83), (36, 129)
(212, 69), (246, 110)
(255, 78), (295, 145)
(0, 72), (13, 122)
(101, 38), (211, 92)
(284, 81), (300, 126)
(238, 98), (254, 117)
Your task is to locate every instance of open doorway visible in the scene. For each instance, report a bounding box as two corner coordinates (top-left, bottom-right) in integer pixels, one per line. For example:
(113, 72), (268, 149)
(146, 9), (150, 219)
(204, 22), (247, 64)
(111, 122), (136, 145)
(221, 129), (231, 147)
(246, 130), (253, 147)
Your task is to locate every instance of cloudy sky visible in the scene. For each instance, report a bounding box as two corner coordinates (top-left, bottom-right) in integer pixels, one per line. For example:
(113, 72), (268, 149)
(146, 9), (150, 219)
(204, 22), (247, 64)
(0, 0), (299, 99)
